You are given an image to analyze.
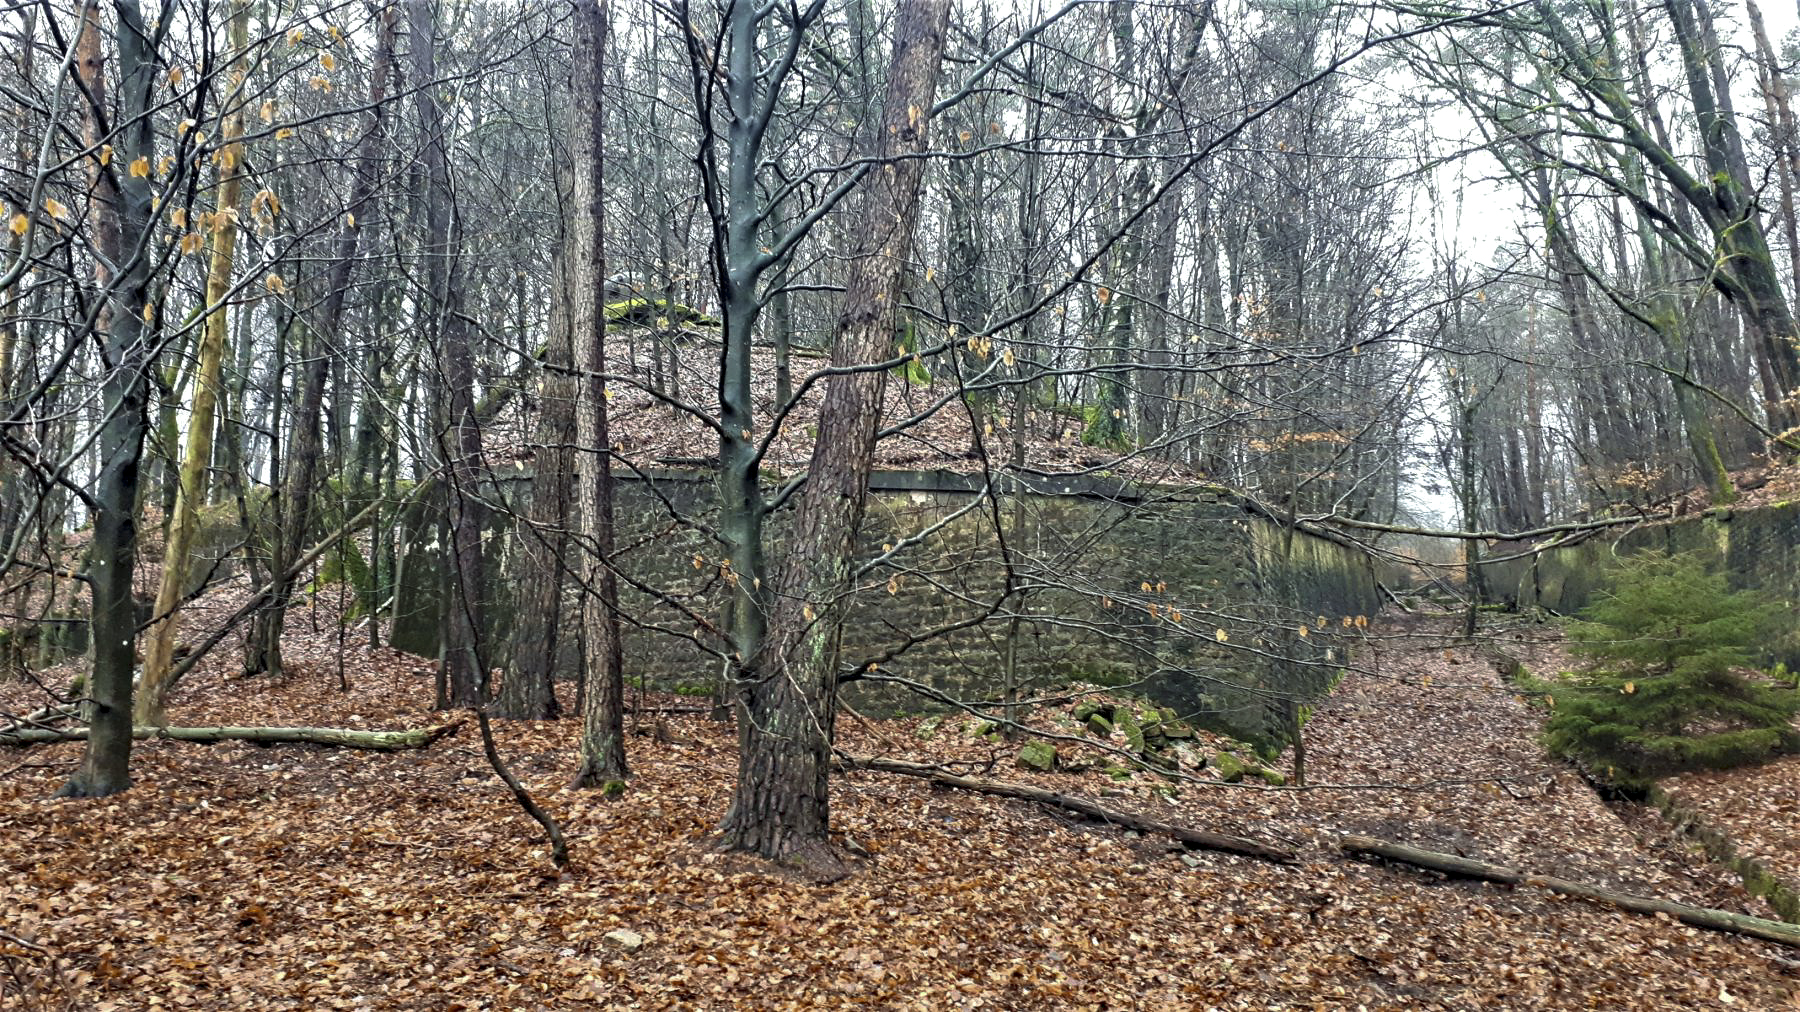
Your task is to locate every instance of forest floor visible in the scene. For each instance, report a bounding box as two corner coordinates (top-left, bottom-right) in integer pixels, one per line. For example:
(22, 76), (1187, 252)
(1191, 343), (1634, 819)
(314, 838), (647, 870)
(2, 610), (1799, 1010)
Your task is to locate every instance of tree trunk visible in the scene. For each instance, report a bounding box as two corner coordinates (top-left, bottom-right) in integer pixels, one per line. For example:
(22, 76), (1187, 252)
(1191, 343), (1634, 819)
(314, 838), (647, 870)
(244, 4), (395, 679)
(496, 254), (574, 721)
(716, 0), (950, 873)
(404, 0), (487, 709)
(136, 0), (251, 725)
(568, 0), (627, 786)
(1747, 0), (1800, 302)
(58, 0), (158, 799)
(1663, 0), (1800, 432)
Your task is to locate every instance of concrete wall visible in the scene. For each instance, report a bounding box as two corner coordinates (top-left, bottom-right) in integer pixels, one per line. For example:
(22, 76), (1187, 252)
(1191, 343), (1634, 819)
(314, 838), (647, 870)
(394, 469), (1381, 742)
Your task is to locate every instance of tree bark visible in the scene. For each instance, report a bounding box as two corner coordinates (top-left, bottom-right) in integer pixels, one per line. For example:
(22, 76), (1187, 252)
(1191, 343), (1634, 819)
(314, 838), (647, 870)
(404, 0), (487, 709)
(496, 254), (574, 721)
(568, 0), (627, 786)
(58, 0), (158, 800)
(1339, 834), (1800, 948)
(716, 0), (951, 873)
(136, 0), (252, 725)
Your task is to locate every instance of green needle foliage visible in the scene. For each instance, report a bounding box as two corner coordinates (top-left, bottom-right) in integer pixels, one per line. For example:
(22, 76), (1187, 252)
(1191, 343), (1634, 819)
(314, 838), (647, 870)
(1543, 551), (1800, 787)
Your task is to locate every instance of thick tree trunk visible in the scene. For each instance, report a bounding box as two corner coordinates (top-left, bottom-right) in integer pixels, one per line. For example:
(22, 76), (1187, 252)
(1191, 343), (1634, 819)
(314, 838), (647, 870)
(401, 0), (487, 709)
(1339, 834), (1800, 948)
(59, 0), (158, 799)
(1664, 0), (1800, 433)
(136, 1), (251, 726)
(496, 256), (574, 721)
(568, 0), (627, 786)
(716, 0), (950, 873)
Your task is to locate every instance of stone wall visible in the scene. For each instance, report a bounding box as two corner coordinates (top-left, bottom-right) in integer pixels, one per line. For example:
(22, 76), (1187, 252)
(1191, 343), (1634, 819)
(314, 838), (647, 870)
(1485, 502), (1800, 665)
(394, 469), (1381, 742)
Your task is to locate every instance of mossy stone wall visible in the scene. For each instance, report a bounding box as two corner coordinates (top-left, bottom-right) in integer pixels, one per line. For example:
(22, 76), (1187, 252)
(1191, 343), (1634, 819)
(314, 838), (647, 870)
(1490, 502), (1800, 665)
(397, 469), (1381, 740)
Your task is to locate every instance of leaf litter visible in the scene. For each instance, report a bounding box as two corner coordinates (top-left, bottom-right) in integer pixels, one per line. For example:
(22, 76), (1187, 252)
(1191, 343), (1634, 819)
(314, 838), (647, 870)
(0, 607), (1796, 1009)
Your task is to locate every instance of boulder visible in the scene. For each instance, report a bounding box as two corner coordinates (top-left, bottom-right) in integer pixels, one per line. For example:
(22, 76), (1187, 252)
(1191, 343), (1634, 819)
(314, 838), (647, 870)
(1086, 714), (1115, 738)
(1072, 700), (1115, 724)
(1212, 753), (1247, 783)
(1015, 742), (1058, 772)
(1260, 767), (1288, 787)
(914, 716), (943, 739)
(1117, 712), (1147, 754)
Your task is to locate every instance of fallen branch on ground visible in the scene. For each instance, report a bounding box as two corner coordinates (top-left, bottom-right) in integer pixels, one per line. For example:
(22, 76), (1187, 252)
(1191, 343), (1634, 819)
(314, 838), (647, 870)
(0, 703), (80, 735)
(475, 709), (568, 870)
(845, 755), (1296, 864)
(1338, 834), (1800, 948)
(0, 721), (463, 751)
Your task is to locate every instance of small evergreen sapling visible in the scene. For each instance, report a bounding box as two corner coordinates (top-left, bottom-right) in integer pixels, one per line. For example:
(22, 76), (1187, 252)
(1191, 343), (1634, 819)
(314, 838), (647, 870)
(1543, 551), (1800, 786)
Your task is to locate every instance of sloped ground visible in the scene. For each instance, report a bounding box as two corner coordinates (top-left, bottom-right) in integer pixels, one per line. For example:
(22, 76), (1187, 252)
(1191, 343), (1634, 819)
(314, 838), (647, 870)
(0, 610), (1796, 1010)
(1663, 758), (1800, 898)
(1495, 615), (1800, 932)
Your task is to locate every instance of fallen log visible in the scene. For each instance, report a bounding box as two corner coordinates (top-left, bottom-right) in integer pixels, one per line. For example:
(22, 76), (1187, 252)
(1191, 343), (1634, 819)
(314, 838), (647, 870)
(1339, 834), (1800, 948)
(0, 721), (462, 751)
(845, 755), (1297, 864)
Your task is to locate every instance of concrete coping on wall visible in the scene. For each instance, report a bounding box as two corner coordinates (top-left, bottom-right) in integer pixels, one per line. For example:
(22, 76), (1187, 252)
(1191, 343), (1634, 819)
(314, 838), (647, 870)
(488, 459), (1237, 507)
(479, 459), (1380, 555)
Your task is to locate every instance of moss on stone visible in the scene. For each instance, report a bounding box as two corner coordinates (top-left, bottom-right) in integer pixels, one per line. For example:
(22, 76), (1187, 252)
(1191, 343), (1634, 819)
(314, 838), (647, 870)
(1016, 741), (1058, 772)
(1212, 753), (1247, 783)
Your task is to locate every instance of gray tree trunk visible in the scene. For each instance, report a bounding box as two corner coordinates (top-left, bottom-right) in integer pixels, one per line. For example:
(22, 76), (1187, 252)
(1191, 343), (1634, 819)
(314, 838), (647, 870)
(59, 0), (158, 799)
(716, 0), (951, 873)
(569, 0), (627, 786)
